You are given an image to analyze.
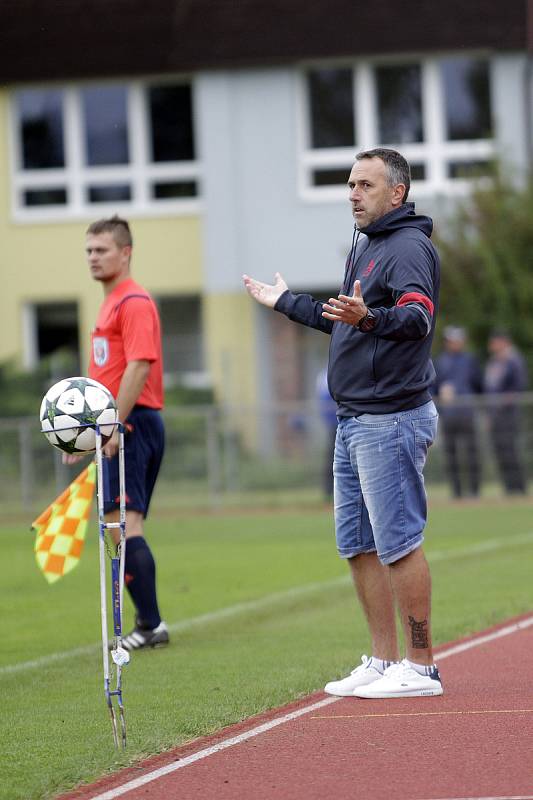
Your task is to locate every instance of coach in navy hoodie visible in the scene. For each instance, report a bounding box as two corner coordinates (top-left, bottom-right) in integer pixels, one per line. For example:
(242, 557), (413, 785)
(244, 148), (442, 699)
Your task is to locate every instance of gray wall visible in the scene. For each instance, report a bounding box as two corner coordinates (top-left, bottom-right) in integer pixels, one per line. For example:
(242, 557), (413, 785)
(196, 68), (351, 295)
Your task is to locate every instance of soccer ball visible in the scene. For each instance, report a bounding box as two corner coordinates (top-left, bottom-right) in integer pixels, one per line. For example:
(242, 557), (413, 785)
(40, 376), (118, 454)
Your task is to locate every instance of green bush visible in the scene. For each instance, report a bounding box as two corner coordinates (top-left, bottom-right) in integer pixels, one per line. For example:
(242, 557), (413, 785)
(0, 361), (51, 417)
(436, 168), (533, 374)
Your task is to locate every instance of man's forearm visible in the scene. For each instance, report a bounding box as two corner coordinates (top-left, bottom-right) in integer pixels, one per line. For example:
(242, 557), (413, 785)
(275, 291), (334, 334)
(116, 360), (151, 422)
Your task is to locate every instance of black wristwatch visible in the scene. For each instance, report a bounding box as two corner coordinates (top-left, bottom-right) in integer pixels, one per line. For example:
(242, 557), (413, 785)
(358, 308), (377, 332)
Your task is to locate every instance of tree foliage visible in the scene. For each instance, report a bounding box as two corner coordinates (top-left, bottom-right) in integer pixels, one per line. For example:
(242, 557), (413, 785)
(436, 172), (533, 373)
(0, 360), (52, 417)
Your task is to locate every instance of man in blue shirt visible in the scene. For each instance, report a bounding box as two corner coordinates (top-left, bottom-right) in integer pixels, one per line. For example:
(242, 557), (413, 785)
(433, 326), (483, 498)
(484, 330), (528, 494)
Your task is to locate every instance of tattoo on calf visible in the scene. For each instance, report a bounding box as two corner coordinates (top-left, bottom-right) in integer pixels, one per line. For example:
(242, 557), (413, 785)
(408, 615), (429, 649)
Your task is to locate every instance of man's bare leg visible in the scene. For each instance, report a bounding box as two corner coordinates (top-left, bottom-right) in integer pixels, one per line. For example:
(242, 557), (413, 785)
(389, 547), (433, 665)
(106, 509), (144, 547)
(351, 547), (442, 697)
(349, 552), (400, 662)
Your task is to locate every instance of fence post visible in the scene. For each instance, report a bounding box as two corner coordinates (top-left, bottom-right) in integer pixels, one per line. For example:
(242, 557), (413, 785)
(206, 406), (222, 510)
(18, 419), (34, 509)
(222, 405), (241, 495)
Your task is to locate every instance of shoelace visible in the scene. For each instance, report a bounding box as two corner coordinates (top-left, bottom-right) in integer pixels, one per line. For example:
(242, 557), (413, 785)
(351, 655), (371, 674)
(382, 661), (412, 679)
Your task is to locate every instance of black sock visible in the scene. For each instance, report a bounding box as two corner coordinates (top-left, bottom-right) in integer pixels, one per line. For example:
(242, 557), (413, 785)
(124, 536), (161, 630)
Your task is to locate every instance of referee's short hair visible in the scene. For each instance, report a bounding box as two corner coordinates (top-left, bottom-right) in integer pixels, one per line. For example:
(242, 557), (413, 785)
(86, 215), (133, 248)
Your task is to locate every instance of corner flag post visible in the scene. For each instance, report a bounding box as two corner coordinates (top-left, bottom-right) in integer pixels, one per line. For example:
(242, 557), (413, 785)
(95, 422), (128, 748)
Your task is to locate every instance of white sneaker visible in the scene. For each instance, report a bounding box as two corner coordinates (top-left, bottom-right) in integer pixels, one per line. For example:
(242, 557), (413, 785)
(353, 659), (443, 698)
(324, 655), (384, 696)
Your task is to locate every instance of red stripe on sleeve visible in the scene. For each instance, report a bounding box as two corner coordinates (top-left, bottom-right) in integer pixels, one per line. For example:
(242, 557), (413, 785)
(396, 292), (434, 316)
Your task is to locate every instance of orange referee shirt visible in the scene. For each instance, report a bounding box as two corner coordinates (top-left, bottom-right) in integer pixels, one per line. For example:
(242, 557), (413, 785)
(89, 277), (164, 409)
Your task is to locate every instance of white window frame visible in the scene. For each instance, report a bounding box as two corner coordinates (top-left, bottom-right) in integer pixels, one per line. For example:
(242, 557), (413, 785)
(9, 76), (202, 222)
(297, 52), (495, 202)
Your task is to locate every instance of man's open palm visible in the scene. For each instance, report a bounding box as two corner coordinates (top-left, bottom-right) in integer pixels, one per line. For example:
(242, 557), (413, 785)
(243, 272), (288, 308)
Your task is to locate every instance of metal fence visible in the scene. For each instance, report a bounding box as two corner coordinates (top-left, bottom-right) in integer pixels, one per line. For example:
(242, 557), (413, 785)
(3, 394), (533, 516)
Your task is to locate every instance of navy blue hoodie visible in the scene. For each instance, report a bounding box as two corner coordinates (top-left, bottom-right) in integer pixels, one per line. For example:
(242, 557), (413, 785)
(275, 202), (440, 415)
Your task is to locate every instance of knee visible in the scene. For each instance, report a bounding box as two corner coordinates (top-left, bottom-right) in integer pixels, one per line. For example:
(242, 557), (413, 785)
(125, 511), (145, 538)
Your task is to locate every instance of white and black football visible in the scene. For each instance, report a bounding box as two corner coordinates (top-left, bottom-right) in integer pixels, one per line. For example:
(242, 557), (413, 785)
(39, 376), (118, 454)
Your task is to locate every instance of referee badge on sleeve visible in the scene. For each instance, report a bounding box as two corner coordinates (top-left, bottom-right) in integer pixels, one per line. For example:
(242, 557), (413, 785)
(93, 336), (109, 366)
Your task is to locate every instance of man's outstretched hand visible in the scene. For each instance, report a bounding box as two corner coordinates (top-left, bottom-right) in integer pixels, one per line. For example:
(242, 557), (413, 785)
(243, 272), (288, 308)
(322, 280), (368, 326)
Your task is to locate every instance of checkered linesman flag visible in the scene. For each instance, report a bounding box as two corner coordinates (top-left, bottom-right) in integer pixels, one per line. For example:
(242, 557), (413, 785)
(31, 464), (96, 583)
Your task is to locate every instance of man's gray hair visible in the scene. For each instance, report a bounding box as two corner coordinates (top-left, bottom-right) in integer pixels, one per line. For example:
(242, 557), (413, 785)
(355, 148), (411, 202)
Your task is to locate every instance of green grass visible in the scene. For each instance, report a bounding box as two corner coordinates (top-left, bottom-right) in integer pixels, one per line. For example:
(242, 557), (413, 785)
(2, 498), (533, 799)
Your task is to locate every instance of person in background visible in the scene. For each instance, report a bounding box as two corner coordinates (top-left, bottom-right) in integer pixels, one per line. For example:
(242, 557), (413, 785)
(433, 326), (483, 498)
(316, 367), (338, 501)
(484, 329), (528, 495)
(64, 216), (169, 650)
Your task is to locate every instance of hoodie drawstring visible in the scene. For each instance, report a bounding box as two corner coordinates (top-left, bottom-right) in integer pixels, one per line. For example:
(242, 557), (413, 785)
(343, 226), (361, 294)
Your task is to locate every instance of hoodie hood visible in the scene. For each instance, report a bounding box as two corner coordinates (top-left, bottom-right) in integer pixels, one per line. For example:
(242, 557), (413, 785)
(359, 202), (433, 238)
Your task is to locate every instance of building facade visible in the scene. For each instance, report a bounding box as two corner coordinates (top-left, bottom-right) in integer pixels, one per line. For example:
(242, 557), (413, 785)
(0, 0), (531, 418)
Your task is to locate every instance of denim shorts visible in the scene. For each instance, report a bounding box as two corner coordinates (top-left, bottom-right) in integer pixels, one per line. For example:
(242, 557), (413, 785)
(333, 400), (438, 565)
(103, 406), (165, 518)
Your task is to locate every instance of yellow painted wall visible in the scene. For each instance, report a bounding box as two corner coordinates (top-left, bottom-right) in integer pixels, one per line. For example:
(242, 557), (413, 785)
(203, 293), (257, 412)
(0, 91), (203, 372)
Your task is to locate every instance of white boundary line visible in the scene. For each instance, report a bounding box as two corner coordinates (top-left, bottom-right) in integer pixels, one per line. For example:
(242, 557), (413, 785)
(85, 613), (533, 800)
(88, 696), (340, 800)
(435, 616), (533, 661)
(0, 576), (348, 676)
(5, 531), (533, 677)
(423, 796), (533, 800)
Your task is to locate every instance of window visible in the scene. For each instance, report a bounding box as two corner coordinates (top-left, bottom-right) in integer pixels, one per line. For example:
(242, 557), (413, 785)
(149, 85), (195, 162)
(441, 58), (492, 141)
(375, 64), (423, 144)
(11, 80), (199, 219)
(25, 188), (68, 206)
(447, 160), (492, 179)
(23, 302), (80, 373)
(308, 68), (354, 149)
(18, 89), (65, 169)
(312, 168), (354, 187)
(81, 85), (129, 166)
(301, 56), (494, 198)
(157, 296), (205, 380)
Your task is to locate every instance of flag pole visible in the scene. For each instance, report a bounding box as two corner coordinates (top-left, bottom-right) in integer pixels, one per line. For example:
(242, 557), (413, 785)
(116, 423), (127, 746)
(95, 423), (128, 748)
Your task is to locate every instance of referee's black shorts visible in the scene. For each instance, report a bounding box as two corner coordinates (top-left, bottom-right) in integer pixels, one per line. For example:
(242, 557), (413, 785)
(103, 406), (165, 518)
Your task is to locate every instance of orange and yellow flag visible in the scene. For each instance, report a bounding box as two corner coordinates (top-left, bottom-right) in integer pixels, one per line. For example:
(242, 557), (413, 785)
(31, 463), (96, 584)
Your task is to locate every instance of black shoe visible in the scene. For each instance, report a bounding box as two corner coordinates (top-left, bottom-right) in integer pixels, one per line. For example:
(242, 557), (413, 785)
(120, 621), (169, 651)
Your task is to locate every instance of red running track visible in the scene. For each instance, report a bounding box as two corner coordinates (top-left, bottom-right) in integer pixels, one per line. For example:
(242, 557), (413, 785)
(61, 614), (533, 800)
